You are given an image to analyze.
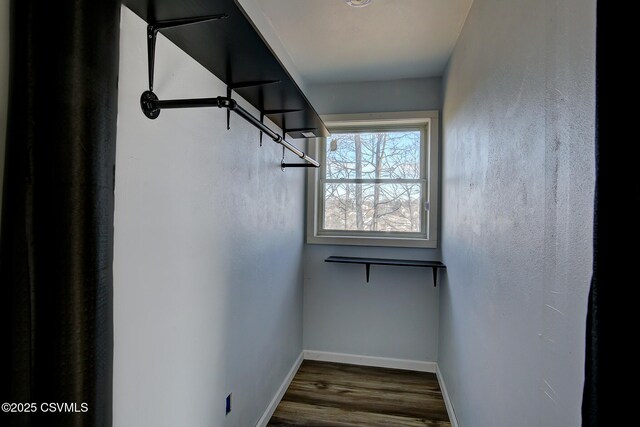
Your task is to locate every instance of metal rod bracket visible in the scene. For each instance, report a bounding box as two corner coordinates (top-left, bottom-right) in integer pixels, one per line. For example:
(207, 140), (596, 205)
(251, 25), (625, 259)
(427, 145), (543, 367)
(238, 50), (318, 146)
(141, 90), (160, 119)
(226, 86), (232, 130)
(281, 162), (318, 169)
(259, 111), (264, 146)
(138, 93), (320, 168)
(147, 25), (158, 91)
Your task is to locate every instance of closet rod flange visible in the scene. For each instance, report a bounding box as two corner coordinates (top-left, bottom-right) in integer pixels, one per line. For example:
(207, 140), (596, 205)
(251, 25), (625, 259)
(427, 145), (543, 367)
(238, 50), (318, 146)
(140, 90), (161, 119)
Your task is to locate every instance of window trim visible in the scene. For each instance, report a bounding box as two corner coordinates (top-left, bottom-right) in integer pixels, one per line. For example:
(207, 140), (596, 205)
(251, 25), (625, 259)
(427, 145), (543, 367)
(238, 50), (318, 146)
(318, 125), (428, 239)
(306, 111), (439, 248)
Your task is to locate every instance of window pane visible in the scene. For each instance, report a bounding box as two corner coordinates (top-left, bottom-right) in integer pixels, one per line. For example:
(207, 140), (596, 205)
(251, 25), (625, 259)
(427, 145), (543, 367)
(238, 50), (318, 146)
(325, 131), (421, 180)
(323, 182), (423, 233)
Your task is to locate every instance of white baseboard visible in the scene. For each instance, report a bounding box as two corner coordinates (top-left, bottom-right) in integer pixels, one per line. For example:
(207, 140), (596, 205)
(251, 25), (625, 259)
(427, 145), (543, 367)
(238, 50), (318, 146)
(436, 365), (459, 427)
(255, 351), (303, 427)
(303, 350), (437, 373)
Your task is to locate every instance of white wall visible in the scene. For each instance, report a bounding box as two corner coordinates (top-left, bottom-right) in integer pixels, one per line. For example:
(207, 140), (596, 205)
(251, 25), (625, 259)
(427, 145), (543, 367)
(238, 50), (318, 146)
(439, 0), (595, 426)
(114, 7), (305, 426)
(0, 0), (9, 232)
(303, 78), (442, 362)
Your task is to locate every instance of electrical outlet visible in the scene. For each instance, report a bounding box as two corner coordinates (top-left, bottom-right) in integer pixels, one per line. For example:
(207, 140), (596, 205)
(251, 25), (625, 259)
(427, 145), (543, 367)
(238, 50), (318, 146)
(225, 393), (231, 415)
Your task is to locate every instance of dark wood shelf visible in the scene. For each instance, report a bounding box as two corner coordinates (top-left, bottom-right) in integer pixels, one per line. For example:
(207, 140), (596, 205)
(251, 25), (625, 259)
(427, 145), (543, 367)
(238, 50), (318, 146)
(123, 0), (329, 139)
(325, 256), (446, 286)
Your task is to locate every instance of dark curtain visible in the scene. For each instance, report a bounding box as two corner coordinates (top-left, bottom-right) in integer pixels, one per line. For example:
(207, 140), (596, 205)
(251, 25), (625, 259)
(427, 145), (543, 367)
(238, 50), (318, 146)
(0, 0), (120, 426)
(582, 2), (639, 425)
(581, 2), (604, 424)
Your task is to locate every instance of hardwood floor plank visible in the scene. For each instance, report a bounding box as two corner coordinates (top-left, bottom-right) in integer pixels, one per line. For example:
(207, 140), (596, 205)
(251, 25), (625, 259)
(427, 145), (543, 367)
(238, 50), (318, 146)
(268, 401), (451, 427)
(299, 361), (441, 385)
(294, 362), (442, 394)
(284, 379), (449, 420)
(268, 360), (451, 426)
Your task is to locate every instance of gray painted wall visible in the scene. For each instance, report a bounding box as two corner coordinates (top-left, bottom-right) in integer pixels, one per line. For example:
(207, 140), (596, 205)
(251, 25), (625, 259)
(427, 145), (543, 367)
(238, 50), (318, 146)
(304, 245), (441, 361)
(307, 77), (442, 115)
(114, 8), (305, 426)
(439, 0), (595, 426)
(303, 78), (442, 361)
(0, 0), (9, 234)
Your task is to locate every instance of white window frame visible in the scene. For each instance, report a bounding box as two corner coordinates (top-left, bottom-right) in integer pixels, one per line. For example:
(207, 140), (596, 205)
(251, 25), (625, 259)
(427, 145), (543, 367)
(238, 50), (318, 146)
(306, 111), (439, 248)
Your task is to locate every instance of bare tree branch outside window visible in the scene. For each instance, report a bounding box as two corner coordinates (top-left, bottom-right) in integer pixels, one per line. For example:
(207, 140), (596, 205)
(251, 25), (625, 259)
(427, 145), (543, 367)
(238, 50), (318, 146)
(322, 129), (424, 234)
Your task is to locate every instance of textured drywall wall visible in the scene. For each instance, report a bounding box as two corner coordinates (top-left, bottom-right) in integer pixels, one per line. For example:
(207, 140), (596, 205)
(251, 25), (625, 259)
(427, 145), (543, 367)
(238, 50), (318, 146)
(439, 0), (595, 426)
(303, 78), (442, 361)
(307, 77), (442, 115)
(0, 0), (8, 234)
(114, 7), (305, 426)
(304, 245), (441, 361)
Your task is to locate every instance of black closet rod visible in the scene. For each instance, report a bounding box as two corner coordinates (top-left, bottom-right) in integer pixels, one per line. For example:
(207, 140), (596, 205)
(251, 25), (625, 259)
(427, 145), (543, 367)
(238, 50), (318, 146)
(140, 91), (320, 167)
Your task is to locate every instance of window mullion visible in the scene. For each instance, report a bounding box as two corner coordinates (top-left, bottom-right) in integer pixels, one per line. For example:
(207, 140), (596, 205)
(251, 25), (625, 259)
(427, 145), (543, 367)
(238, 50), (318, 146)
(322, 179), (424, 184)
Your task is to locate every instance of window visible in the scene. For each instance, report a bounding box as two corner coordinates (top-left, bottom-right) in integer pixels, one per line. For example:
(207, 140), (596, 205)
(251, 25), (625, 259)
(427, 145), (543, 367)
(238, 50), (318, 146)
(307, 112), (439, 248)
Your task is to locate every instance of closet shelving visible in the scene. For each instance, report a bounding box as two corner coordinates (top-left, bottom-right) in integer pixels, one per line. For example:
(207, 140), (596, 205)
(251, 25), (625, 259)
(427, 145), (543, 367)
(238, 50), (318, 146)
(124, 0), (329, 168)
(325, 256), (447, 286)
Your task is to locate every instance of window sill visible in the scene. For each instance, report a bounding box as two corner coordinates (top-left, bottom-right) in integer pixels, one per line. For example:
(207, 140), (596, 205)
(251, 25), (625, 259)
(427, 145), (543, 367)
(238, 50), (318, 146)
(306, 234), (438, 248)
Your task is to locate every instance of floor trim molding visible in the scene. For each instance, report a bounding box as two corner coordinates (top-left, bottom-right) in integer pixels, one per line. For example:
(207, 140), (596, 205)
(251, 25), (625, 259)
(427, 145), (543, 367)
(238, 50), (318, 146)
(436, 365), (459, 427)
(303, 350), (437, 373)
(255, 351), (304, 427)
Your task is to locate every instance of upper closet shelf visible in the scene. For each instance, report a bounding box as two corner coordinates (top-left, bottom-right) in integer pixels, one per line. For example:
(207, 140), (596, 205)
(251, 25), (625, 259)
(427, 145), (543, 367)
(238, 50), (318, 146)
(123, 0), (329, 140)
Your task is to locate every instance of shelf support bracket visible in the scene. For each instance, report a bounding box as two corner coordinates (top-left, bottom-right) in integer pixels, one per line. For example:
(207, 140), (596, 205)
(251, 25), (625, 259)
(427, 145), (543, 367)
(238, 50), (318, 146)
(262, 109), (303, 146)
(146, 13), (229, 92)
(226, 81), (280, 131)
(324, 256), (445, 287)
(284, 127), (317, 133)
(284, 127), (319, 138)
(226, 86), (232, 130)
(263, 109), (304, 115)
(259, 111), (264, 146)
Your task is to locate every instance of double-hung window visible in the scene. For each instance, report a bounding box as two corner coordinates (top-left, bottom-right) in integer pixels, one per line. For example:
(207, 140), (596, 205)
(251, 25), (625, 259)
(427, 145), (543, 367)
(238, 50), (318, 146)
(306, 112), (439, 248)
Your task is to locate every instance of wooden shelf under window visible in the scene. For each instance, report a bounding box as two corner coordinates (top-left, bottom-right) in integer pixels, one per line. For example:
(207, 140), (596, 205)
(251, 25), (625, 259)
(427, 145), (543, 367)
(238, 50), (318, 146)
(324, 256), (446, 286)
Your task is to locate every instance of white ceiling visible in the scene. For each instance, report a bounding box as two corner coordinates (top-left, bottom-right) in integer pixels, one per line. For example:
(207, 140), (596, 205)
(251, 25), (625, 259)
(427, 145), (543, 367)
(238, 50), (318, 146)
(249, 0), (473, 84)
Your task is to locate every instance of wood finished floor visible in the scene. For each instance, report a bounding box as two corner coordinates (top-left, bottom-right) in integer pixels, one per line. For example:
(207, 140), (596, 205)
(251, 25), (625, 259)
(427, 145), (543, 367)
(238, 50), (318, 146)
(268, 361), (451, 427)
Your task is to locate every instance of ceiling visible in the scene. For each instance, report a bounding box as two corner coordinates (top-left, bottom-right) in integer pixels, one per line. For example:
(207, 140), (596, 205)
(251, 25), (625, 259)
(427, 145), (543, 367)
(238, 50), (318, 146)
(246, 0), (474, 84)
